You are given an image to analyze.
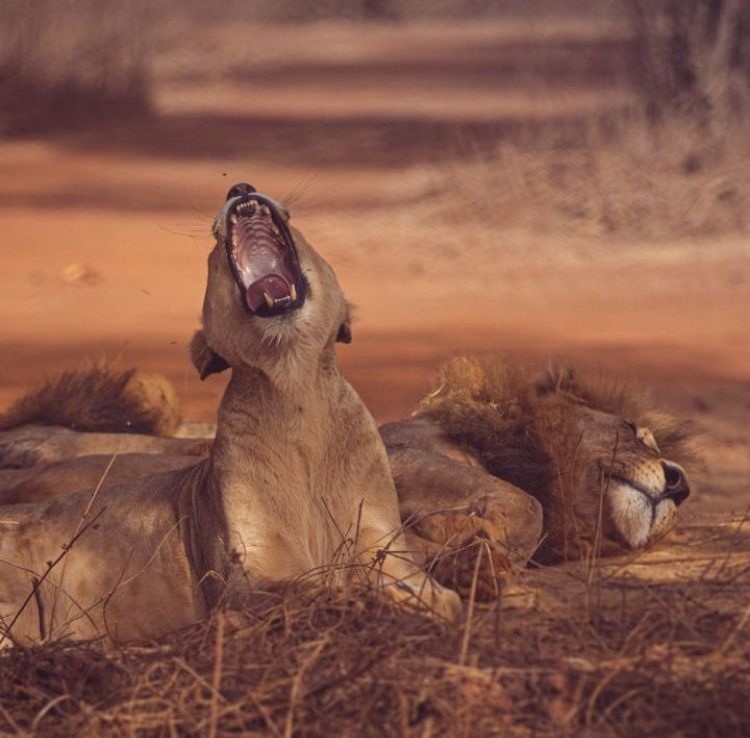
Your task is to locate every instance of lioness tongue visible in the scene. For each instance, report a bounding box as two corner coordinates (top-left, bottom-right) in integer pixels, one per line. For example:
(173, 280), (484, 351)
(245, 274), (292, 312)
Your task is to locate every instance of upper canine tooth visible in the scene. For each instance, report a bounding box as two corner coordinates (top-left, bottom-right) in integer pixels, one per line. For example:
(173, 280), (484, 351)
(263, 291), (275, 309)
(230, 214), (238, 224)
(290, 284), (297, 301)
(260, 205), (270, 217)
(231, 235), (238, 247)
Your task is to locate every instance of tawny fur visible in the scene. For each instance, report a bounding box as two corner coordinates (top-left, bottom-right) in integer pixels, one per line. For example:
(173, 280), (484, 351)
(0, 366), (181, 437)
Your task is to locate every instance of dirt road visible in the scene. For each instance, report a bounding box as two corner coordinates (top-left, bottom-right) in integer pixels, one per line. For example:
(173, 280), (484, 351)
(1, 19), (747, 519)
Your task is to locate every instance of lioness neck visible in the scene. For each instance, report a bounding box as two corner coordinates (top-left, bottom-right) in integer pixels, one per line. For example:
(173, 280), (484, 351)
(211, 359), (352, 494)
(209, 358), (382, 581)
(215, 356), (339, 428)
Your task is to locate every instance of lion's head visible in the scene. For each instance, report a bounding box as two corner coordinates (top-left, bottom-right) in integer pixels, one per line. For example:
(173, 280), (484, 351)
(418, 357), (694, 562)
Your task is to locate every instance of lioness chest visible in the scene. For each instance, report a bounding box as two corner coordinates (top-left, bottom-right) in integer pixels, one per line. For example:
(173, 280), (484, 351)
(222, 463), (373, 580)
(217, 415), (388, 582)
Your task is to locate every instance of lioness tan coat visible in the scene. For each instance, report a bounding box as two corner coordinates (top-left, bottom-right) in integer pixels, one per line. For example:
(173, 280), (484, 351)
(0, 186), (459, 647)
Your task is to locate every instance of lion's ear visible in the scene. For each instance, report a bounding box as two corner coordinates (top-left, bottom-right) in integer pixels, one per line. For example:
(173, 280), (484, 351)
(335, 301), (355, 344)
(190, 330), (230, 380)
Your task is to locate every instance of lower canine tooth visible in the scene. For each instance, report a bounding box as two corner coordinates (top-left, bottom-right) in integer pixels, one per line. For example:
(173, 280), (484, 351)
(263, 291), (275, 309)
(260, 205), (270, 216)
(230, 214), (238, 224)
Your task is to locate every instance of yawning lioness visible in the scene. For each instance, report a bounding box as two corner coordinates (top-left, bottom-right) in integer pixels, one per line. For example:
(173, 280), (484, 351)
(0, 184), (460, 647)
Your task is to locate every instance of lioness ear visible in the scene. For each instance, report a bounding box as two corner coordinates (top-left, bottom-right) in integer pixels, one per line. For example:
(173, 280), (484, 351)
(190, 330), (230, 380)
(335, 301), (355, 344)
(336, 323), (352, 344)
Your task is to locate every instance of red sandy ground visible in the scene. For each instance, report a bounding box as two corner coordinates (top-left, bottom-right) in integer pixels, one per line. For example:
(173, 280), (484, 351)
(0, 19), (748, 521)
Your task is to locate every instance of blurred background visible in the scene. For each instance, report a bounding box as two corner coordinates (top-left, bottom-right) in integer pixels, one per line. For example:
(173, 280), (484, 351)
(0, 1), (748, 508)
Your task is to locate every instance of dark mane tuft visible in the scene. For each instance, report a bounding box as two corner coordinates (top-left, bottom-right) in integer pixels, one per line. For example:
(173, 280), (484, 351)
(0, 365), (181, 436)
(534, 360), (653, 420)
(419, 356), (558, 505)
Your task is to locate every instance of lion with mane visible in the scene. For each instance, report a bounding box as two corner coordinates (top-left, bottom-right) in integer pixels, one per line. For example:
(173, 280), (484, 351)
(384, 355), (694, 596)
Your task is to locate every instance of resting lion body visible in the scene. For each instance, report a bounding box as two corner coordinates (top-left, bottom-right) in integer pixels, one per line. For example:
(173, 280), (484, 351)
(0, 452), (199, 505)
(0, 464), (211, 644)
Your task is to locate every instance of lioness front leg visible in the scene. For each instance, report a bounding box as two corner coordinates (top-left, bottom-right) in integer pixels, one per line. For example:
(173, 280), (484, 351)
(355, 524), (462, 621)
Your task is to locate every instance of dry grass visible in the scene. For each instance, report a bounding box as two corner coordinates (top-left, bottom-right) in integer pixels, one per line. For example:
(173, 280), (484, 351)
(431, 115), (750, 241)
(1, 522), (747, 738)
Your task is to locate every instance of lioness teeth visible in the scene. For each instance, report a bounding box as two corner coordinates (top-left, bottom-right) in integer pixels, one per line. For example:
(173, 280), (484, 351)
(231, 235), (238, 247)
(230, 214), (238, 225)
(290, 284), (297, 301)
(260, 205), (270, 217)
(263, 291), (275, 309)
(235, 201), (257, 214)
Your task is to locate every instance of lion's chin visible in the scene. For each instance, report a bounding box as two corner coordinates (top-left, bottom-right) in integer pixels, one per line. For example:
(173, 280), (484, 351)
(607, 481), (678, 549)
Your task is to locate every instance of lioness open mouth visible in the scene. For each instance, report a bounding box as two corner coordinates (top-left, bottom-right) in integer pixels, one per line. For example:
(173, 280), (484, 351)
(218, 183), (306, 318)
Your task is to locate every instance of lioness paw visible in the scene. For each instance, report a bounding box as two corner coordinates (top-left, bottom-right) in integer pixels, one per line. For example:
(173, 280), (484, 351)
(427, 582), (462, 621)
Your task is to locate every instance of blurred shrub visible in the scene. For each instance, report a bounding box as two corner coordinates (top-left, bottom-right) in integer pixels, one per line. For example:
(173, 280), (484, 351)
(179, 0), (613, 23)
(0, 0), (153, 133)
(624, 0), (750, 129)
(428, 115), (749, 240)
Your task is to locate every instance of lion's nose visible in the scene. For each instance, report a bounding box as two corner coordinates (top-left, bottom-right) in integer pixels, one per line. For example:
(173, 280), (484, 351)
(662, 461), (690, 505)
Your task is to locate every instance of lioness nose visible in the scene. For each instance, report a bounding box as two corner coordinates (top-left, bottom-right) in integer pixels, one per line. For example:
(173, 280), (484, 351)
(226, 182), (256, 200)
(662, 461), (690, 505)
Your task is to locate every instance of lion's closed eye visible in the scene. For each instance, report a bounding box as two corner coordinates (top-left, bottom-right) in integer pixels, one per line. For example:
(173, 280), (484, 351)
(623, 420), (660, 454)
(636, 426), (660, 454)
